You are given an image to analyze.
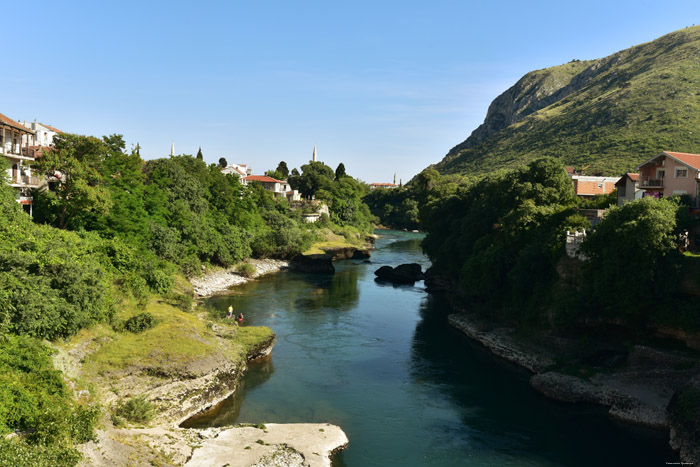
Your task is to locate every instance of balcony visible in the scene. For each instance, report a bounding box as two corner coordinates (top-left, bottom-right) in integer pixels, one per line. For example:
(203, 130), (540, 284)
(9, 175), (41, 188)
(639, 176), (663, 188)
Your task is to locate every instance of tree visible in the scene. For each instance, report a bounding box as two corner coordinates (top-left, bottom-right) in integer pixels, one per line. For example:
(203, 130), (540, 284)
(196, 147), (203, 160)
(335, 162), (346, 180)
(276, 161), (289, 179)
(33, 134), (113, 229)
(290, 161), (334, 198)
(218, 157), (228, 168)
(581, 197), (681, 321)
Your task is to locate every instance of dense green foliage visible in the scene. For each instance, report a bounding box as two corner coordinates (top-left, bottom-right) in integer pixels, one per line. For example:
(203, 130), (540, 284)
(422, 158), (586, 322)
(580, 198), (682, 319)
(0, 335), (99, 465)
(435, 26), (700, 178)
(363, 169), (463, 230)
(289, 160), (377, 233)
(423, 157), (699, 331)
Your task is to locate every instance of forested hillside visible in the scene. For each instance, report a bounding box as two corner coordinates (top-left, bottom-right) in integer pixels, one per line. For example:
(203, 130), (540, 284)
(435, 25), (700, 177)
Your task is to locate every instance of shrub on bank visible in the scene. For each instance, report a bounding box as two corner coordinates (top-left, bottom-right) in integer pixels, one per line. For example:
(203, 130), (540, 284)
(122, 312), (157, 334)
(236, 263), (257, 278)
(113, 395), (154, 424)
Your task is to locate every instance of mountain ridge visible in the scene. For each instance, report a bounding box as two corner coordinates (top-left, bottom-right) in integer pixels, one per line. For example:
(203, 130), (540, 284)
(435, 26), (700, 177)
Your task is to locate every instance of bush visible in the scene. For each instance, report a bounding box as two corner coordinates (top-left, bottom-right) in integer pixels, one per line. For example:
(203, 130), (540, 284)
(0, 438), (82, 467)
(236, 263), (257, 278)
(122, 312), (157, 334)
(143, 265), (174, 295)
(122, 273), (149, 302)
(113, 395), (154, 424)
(0, 335), (98, 464)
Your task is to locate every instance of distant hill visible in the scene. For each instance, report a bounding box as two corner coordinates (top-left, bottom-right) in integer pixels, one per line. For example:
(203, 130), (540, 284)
(434, 26), (700, 177)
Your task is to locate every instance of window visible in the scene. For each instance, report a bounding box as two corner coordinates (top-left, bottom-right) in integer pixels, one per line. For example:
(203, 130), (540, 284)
(675, 167), (688, 178)
(657, 169), (665, 178)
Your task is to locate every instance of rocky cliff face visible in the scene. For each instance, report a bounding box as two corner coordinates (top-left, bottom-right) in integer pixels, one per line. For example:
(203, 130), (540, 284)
(446, 60), (594, 156)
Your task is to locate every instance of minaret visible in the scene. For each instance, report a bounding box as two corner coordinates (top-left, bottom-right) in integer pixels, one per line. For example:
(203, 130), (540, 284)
(170, 141), (175, 156)
(312, 145), (317, 162)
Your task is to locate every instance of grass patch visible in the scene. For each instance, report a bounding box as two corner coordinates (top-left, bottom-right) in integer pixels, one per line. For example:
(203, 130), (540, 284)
(84, 300), (218, 375)
(234, 326), (275, 357)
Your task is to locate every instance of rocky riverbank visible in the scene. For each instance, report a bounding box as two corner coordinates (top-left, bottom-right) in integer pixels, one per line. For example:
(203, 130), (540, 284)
(190, 259), (289, 297)
(69, 258), (350, 466)
(447, 312), (700, 463)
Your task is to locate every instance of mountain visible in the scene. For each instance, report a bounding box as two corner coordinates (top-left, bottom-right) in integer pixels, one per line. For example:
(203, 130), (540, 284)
(434, 26), (700, 177)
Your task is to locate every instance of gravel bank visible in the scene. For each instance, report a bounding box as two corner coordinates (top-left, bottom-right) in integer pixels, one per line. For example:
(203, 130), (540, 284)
(191, 259), (289, 297)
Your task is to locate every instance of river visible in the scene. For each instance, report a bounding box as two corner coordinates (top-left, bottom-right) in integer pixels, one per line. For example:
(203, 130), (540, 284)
(185, 230), (676, 466)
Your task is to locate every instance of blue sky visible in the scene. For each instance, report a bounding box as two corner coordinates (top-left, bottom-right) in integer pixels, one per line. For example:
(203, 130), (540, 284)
(5, 1), (700, 182)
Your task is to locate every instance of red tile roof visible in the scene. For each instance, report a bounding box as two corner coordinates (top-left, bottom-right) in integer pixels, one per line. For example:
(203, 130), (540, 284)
(664, 151), (700, 171)
(0, 113), (33, 134)
(39, 123), (62, 133)
(245, 175), (282, 183)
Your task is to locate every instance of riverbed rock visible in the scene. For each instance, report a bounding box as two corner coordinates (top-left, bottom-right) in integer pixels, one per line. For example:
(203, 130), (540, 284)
(668, 374), (700, 465)
(374, 263), (424, 284)
(447, 313), (555, 373)
(291, 254), (335, 274)
(186, 423), (348, 467)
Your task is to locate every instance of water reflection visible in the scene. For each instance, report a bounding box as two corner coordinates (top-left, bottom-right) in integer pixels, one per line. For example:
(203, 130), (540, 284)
(293, 267), (361, 312)
(408, 293), (676, 466)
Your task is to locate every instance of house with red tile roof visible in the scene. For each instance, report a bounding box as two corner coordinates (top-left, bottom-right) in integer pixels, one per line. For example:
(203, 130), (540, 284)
(637, 151), (700, 205)
(0, 112), (39, 214)
(244, 175), (300, 201)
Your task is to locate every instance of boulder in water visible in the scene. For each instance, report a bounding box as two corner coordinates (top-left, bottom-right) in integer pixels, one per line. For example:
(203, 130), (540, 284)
(374, 263), (424, 284)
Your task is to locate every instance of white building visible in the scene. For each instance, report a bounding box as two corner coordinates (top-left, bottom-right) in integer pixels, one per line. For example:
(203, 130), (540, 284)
(1, 113), (39, 214)
(21, 119), (61, 148)
(221, 163), (252, 179)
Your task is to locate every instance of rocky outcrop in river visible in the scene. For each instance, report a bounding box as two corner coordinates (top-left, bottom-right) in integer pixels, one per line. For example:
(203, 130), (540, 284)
(374, 263), (424, 284)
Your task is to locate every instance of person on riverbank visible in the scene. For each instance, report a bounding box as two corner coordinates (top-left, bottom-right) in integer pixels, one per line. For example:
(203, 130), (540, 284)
(237, 313), (244, 325)
(227, 305), (233, 318)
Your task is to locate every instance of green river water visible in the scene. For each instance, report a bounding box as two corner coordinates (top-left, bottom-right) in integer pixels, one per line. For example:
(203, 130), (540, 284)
(185, 230), (677, 466)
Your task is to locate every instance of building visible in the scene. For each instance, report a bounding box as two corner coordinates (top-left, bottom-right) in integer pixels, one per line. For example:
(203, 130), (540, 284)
(244, 175), (300, 201)
(570, 175), (620, 199)
(637, 151), (700, 205)
(22, 120), (61, 147)
(615, 173), (642, 205)
(1, 113), (39, 214)
(369, 182), (398, 190)
(221, 163), (252, 179)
